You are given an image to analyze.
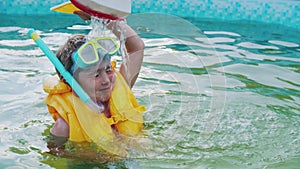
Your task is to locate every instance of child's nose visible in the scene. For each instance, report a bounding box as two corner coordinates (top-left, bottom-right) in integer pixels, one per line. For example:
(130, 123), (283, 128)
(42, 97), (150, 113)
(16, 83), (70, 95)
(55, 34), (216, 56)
(100, 72), (110, 85)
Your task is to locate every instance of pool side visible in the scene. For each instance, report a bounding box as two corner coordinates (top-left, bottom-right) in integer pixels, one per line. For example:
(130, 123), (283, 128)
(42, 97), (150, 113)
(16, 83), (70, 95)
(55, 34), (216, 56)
(0, 0), (299, 30)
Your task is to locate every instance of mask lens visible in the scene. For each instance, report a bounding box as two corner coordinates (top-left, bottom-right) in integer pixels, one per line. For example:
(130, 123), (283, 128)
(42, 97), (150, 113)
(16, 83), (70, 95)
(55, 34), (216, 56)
(97, 39), (118, 55)
(79, 44), (98, 64)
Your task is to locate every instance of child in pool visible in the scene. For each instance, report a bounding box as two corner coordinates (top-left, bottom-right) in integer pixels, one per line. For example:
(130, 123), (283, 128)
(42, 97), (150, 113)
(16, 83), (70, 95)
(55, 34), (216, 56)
(45, 12), (145, 160)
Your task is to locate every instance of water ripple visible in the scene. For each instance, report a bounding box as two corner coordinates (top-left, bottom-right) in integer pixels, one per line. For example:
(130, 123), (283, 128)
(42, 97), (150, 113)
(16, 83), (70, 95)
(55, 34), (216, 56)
(0, 14), (299, 168)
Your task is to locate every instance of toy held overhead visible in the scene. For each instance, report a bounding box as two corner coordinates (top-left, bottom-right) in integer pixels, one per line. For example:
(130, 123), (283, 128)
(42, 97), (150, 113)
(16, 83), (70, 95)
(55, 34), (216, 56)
(51, 0), (131, 20)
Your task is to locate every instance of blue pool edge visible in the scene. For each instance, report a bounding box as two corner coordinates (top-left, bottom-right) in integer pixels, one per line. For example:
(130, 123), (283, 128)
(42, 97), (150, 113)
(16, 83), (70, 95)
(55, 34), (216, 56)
(0, 0), (299, 30)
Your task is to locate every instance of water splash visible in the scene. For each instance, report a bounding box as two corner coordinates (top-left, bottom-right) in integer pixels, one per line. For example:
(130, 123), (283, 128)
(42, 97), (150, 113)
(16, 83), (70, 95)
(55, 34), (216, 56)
(87, 16), (130, 77)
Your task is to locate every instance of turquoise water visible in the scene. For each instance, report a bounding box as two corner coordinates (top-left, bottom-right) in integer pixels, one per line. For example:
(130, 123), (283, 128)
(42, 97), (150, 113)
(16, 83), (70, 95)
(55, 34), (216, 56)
(0, 13), (299, 168)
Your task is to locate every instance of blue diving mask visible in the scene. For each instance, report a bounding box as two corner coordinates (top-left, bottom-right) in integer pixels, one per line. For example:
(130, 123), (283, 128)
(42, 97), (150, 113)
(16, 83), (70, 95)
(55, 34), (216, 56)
(71, 36), (119, 73)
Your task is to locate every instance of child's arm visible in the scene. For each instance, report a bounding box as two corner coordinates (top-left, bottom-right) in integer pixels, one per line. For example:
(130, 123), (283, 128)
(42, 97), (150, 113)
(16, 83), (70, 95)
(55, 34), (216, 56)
(47, 121), (114, 163)
(47, 136), (113, 163)
(50, 117), (69, 138)
(47, 117), (69, 155)
(108, 21), (144, 88)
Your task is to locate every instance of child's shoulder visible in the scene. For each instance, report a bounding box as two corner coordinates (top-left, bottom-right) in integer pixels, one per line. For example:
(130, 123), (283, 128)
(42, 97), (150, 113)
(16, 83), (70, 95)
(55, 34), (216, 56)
(43, 76), (71, 94)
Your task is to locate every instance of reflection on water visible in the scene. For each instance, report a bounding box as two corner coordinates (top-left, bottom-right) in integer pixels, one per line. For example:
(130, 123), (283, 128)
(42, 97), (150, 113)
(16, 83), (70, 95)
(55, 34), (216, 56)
(0, 14), (299, 168)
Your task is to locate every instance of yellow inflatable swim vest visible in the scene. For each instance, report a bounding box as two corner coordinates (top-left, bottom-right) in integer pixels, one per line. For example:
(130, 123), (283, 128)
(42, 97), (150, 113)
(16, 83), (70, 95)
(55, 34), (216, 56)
(43, 62), (145, 157)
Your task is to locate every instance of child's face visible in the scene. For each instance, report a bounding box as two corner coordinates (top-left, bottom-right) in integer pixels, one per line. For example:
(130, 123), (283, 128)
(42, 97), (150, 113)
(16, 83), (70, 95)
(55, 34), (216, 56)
(76, 60), (115, 104)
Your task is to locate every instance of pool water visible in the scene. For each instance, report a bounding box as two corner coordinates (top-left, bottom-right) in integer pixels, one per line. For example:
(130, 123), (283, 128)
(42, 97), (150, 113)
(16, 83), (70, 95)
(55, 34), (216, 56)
(0, 13), (299, 168)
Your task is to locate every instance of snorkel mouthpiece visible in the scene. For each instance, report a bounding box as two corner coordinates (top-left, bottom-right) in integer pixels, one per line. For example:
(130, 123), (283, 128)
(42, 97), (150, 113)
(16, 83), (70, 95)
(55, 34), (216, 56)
(28, 29), (104, 114)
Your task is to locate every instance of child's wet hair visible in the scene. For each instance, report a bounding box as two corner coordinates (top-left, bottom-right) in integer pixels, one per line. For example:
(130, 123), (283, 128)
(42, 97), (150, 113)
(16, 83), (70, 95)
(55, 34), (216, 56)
(56, 34), (86, 79)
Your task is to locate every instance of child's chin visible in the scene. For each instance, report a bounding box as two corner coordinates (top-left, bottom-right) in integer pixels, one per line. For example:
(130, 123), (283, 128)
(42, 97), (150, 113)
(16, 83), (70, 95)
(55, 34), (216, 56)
(97, 94), (111, 103)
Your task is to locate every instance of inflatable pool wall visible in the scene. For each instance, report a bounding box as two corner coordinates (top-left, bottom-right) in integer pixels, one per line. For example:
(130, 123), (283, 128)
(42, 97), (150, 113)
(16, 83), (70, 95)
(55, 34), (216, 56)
(0, 0), (299, 29)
